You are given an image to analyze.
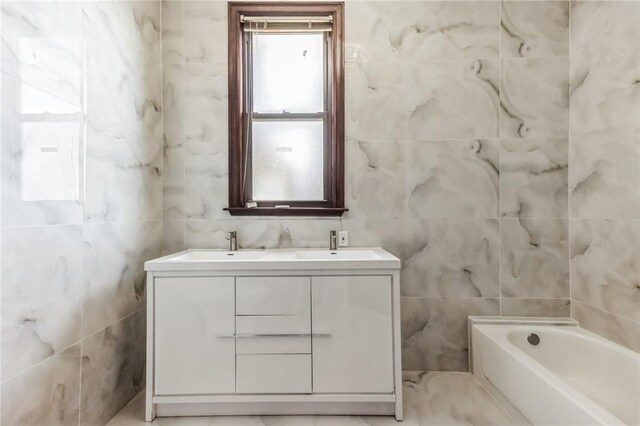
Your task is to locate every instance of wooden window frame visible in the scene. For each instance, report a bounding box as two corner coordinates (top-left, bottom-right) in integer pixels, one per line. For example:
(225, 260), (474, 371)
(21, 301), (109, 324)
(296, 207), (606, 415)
(226, 2), (346, 217)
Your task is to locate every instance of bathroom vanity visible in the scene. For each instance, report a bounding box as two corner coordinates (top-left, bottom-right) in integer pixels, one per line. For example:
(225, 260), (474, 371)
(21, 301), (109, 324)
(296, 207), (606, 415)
(144, 248), (403, 421)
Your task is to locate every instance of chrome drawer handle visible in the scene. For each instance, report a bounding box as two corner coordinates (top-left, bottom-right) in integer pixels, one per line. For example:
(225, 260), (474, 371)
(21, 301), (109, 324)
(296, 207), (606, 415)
(217, 333), (330, 338)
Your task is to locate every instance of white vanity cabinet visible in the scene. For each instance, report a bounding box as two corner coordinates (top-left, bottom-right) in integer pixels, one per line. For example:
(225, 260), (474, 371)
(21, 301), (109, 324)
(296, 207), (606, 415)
(154, 277), (235, 395)
(312, 276), (394, 393)
(145, 248), (402, 422)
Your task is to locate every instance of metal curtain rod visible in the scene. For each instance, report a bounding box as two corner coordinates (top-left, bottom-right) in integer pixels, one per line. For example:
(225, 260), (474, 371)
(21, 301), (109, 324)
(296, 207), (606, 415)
(241, 15), (333, 23)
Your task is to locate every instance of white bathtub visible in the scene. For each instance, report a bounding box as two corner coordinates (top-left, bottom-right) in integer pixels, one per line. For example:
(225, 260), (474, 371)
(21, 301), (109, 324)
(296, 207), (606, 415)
(470, 317), (640, 426)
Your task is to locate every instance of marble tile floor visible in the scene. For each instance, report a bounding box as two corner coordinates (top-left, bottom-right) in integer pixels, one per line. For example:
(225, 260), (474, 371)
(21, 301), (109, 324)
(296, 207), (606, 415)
(107, 372), (518, 426)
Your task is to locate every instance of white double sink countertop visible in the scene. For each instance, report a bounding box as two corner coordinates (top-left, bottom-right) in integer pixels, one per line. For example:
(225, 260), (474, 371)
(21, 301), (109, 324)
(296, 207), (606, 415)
(145, 247), (400, 271)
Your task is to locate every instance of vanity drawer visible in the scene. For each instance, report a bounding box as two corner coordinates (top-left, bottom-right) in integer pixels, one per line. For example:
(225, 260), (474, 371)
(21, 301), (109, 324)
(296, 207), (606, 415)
(236, 354), (311, 394)
(236, 277), (310, 315)
(236, 315), (310, 354)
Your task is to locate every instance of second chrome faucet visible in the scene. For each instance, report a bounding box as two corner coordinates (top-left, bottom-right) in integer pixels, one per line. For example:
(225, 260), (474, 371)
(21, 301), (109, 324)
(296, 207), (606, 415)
(227, 231), (238, 251)
(329, 230), (337, 251)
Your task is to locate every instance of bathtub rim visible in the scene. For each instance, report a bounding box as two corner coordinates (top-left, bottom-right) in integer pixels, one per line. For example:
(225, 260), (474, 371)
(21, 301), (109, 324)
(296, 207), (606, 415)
(468, 317), (580, 425)
(468, 316), (637, 426)
(468, 316), (578, 374)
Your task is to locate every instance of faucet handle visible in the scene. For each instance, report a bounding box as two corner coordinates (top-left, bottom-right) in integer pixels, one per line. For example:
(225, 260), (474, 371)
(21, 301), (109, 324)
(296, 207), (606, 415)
(226, 231), (237, 240)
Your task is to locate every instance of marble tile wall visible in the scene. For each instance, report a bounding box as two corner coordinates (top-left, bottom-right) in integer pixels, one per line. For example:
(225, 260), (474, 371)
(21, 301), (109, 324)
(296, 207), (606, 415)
(160, 0), (578, 373)
(2, 1), (638, 423)
(569, 0), (640, 353)
(1, 1), (162, 425)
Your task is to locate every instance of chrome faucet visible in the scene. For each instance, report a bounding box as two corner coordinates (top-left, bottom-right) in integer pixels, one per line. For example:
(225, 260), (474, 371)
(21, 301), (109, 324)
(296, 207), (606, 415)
(226, 231), (238, 251)
(329, 230), (337, 251)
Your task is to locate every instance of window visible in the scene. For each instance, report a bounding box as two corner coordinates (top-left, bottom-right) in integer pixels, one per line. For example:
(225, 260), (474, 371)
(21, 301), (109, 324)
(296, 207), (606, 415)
(227, 3), (345, 216)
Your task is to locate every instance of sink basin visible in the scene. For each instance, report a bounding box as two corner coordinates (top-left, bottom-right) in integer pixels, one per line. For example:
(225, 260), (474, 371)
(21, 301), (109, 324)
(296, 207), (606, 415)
(145, 247), (400, 271)
(170, 251), (265, 261)
(294, 249), (382, 260)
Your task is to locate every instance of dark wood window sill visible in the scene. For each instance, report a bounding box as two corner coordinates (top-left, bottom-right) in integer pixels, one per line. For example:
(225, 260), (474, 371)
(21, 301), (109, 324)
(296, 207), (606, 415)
(224, 207), (348, 217)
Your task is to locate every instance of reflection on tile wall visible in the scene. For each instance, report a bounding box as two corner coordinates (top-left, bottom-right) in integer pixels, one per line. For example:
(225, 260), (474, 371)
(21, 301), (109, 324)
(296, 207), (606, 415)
(1, 1), (162, 424)
(160, 0), (578, 373)
(569, 0), (640, 353)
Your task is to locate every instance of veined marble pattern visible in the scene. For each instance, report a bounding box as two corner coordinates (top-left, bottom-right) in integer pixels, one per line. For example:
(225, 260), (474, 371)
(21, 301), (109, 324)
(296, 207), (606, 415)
(162, 0), (184, 66)
(346, 59), (500, 141)
(184, 217), (408, 259)
(80, 310), (146, 426)
(572, 301), (640, 354)
(1, 225), (83, 381)
(283, 220), (344, 249)
(1, 344), (81, 426)
(501, 57), (570, 138)
(569, 120), (640, 220)
(82, 221), (162, 337)
(401, 298), (499, 371)
(108, 372), (517, 426)
(570, 219), (640, 322)
(184, 0), (227, 64)
(500, 138), (568, 218)
(163, 137), (186, 220)
(1, 1), (163, 425)
(163, 63), (186, 145)
(163, 220), (186, 256)
(407, 140), (499, 219)
(341, 218), (408, 258)
(184, 141), (228, 220)
(501, 298), (570, 318)
(184, 219), (351, 251)
(185, 220), (291, 250)
(163, 62), (186, 220)
(501, 1), (569, 58)
(402, 219), (499, 298)
(84, 114), (163, 223)
(345, 140), (407, 220)
(184, 63), (227, 144)
(83, 1), (162, 139)
(570, 1), (640, 135)
(162, 0), (185, 144)
(501, 218), (569, 298)
(345, 1), (500, 62)
(402, 372), (517, 425)
(345, 221), (396, 249)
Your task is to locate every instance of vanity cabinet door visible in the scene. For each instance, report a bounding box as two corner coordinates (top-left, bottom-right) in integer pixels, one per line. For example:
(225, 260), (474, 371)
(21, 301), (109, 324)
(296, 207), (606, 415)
(154, 277), (235, 395)
(311, 276), (394, 393)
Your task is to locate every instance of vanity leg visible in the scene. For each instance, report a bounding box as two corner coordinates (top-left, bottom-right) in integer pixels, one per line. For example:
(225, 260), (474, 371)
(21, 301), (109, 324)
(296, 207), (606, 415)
(145, 272), (155, 422)
(395, 400), (404, 421)
(392, 270), (403, 421)
(145, 394), (155, 422)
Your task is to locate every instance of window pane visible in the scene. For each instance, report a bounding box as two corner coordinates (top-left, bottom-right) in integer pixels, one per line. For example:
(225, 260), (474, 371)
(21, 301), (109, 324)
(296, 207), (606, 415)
(252, 120), (324, 201)
(253, 33), (324, 113)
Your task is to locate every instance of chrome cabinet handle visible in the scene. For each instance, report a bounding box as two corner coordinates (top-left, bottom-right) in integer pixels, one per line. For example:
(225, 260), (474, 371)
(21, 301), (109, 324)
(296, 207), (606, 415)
(216, 333), (330, 338)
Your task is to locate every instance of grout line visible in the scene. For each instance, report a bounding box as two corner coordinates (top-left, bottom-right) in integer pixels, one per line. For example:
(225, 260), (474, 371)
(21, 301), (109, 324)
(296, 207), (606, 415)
(0, 339), (81, 386)
(568, 0), (573, 319)
(0, 307), (146, 387)
(160, 0), (166, 257)
(573, 299), (640, 326)
(498, 0), (503, 317)
(2, 219), (165, 232)
(181, 0), (187, 252)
